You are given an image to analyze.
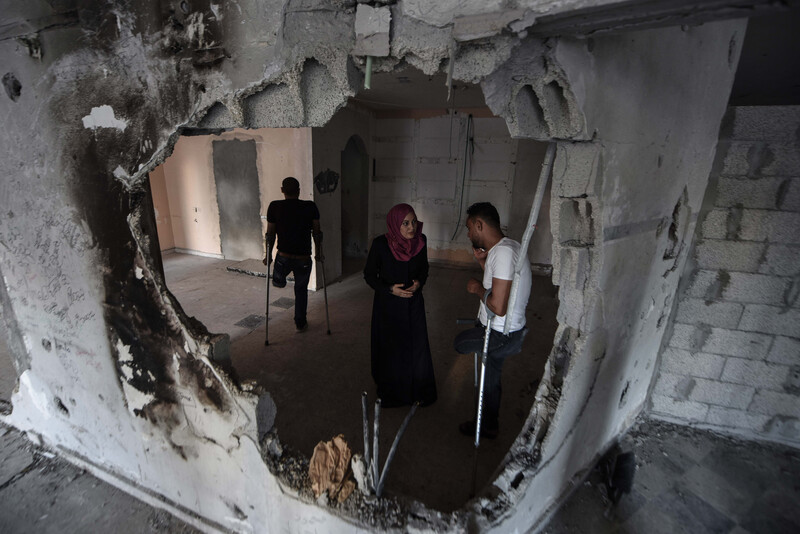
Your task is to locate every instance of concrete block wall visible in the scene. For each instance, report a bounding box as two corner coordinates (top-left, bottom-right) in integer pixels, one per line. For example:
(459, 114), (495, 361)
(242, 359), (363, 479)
(370, 114), (553, 265)
(650, 106), (800, 447)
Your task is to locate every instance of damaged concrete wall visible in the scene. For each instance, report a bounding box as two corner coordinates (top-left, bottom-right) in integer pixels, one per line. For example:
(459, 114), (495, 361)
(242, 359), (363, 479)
(481, 21), (746, 532)
(149, 164), (176, 251)
(650, 106), (800, 448)
(0, 0), (750, 532)
(0, 1), (365, 532)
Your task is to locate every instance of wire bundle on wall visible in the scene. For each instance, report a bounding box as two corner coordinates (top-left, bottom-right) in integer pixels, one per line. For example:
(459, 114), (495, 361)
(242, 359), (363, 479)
(452, 113), (474, 241)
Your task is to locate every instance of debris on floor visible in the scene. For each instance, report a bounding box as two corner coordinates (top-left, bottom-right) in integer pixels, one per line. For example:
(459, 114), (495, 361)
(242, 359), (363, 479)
(309, 434), (356, 503)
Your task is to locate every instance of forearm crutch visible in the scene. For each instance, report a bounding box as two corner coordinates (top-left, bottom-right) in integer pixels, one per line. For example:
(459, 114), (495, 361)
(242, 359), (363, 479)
(317, 232), (331, 335)
(471, 290), (495, 496)
(265, 234), (273, 346)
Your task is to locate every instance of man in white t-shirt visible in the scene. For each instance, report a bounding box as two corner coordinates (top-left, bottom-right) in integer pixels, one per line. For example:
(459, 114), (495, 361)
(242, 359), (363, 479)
(454, 202), (531, 439)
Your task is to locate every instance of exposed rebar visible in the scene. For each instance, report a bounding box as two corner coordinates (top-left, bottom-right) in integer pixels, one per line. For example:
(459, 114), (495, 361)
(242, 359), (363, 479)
(361, 391), (370, 474)
(372, 399), (381, 485)
(376, 402), (419, 497)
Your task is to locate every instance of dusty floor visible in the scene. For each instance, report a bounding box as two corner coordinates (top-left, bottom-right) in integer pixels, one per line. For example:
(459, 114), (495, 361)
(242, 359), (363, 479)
(544, 419), (800, 534)
(165, 251), (559, 511)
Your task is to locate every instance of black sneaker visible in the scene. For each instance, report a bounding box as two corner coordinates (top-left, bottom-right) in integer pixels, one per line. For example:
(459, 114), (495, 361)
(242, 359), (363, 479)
(296, 322), (308, 332)
(459, 420), (498, 439)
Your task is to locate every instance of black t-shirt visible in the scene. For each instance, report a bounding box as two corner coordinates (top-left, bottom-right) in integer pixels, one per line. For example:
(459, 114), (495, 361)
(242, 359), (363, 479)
(266, 199), (320, 256)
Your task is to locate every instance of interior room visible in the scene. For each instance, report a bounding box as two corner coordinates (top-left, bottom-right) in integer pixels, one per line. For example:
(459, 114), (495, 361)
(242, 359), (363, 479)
(146, 69), (558, 510)
(1, 1), (798, 533)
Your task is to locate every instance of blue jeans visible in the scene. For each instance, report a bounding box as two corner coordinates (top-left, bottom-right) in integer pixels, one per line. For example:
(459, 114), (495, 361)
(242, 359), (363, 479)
(454, 323), (527, 430)
(271, 255), (312, 328)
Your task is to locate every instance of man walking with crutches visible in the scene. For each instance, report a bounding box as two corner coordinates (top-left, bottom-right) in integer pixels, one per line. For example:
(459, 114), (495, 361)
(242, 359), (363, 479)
(454, 202), (532, 439)
(263, 177), (323, 333)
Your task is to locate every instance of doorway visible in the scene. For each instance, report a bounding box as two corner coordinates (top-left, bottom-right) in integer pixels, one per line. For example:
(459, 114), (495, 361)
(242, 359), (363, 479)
(212, 139), (263, 260)
(340, 135), (369, 277)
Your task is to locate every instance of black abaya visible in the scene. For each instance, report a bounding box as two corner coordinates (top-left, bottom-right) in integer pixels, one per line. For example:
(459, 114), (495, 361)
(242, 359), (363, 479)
(363, 235), (437, 407)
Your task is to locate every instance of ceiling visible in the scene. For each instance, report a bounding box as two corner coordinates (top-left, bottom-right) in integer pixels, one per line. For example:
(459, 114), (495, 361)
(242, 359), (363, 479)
(350, 69), (486, 112)
(350, 7), (800, 112)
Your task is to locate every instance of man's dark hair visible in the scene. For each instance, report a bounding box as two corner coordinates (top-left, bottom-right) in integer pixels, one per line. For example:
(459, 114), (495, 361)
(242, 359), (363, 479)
(282, 177), (300, 195)
(466, 202), (501, 230)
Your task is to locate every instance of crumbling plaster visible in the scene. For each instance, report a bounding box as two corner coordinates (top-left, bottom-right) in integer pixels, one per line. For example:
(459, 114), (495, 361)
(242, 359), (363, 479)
(0, 0), (746, 532)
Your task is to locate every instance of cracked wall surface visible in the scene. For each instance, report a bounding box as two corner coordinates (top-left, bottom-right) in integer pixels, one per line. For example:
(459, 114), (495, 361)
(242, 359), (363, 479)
(0, 0), (748, 531)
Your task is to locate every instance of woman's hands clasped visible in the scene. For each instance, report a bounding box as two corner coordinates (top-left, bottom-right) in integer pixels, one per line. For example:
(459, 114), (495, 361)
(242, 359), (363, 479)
(390, 279), (420, 298)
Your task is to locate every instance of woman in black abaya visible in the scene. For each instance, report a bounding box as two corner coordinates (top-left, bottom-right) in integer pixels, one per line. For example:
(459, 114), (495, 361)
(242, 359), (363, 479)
(364, 203), (437, 407)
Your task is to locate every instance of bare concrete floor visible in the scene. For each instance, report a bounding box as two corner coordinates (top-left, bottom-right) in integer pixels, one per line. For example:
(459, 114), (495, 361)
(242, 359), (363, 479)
(165, 252), (559, 511)
(544, 418), (800, 534)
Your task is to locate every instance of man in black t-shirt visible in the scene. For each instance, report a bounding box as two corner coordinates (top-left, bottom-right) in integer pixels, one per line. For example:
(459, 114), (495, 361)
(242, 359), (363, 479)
(263, 177), (322, 331)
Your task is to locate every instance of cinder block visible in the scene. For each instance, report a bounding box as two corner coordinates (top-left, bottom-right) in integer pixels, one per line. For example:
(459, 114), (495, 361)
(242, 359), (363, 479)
(706, 406), (770, 432)
(749, 389), (800, 417)
(722, 272), (788, 304)
(650, 394), (708, 421)
(689, 378), (755, 409)
(686, 270), (720, 299)
(721, 358), (790, 390)
(695, 240), (765, 272)
(780, 178), (800, 212)
(700, 209), (729, 239)
(738, 304), (800, 337)
(763, 414), (800, 442)
(761, 146), (800, 176)
(353, 5), (391, 57)
(785, 366), (800, 394)
(669, 323), (703, 351)
(661, 348), (725, 379)
(720, 142), (753, 175)
(675, 298), (743, 329)
(702, 328), (772, 359)
(767, 336), (800, 365)
(730, 106), (800, 142)
(553, 142), (600, 198)
(739, 210), (800, 244)
(758, 244), (800, 276)
(715, 177), (784, 210)
(653, 371), (685, 397)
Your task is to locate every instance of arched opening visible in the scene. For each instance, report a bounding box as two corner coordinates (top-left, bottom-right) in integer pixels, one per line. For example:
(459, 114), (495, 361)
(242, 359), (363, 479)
(142, 65), (559, 512)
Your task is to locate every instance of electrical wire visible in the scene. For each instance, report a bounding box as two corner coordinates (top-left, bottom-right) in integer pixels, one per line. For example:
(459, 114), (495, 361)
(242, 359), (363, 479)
(451, 113), (474, 241)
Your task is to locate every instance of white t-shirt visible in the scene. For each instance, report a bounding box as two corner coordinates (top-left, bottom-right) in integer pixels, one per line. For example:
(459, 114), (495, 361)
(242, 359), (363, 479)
(478, 237), (531, 333)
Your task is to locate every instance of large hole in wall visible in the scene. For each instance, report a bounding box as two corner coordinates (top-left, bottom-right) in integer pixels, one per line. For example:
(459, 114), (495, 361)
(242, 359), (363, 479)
(140, 65), (561, 513)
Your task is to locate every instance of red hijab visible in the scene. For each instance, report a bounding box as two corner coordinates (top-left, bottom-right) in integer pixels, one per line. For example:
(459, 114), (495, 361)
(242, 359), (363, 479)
(385, 203), (424, 261)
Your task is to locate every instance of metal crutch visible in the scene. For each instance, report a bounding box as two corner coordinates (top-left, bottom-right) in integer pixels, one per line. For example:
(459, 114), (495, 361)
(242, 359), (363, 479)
(469, 142), (557, 495)
(264, 233), (273, 346)
(317, 232), (331, 335)
(471, 290), (495, 496)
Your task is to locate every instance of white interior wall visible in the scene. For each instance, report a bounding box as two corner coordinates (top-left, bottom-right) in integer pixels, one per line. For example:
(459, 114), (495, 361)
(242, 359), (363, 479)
(152, 128), (313, 262)
(311, 105), (373, 284)
(371, 114), (552, 264)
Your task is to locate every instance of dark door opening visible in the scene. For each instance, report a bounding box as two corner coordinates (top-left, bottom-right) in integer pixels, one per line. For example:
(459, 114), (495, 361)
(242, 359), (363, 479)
(212, 139), (263, 260)
(340, 135), (369, 277)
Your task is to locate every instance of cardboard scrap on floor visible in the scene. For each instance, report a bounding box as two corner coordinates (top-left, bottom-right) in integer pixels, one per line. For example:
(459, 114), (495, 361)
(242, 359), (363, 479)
(309, 434), (356, 503)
